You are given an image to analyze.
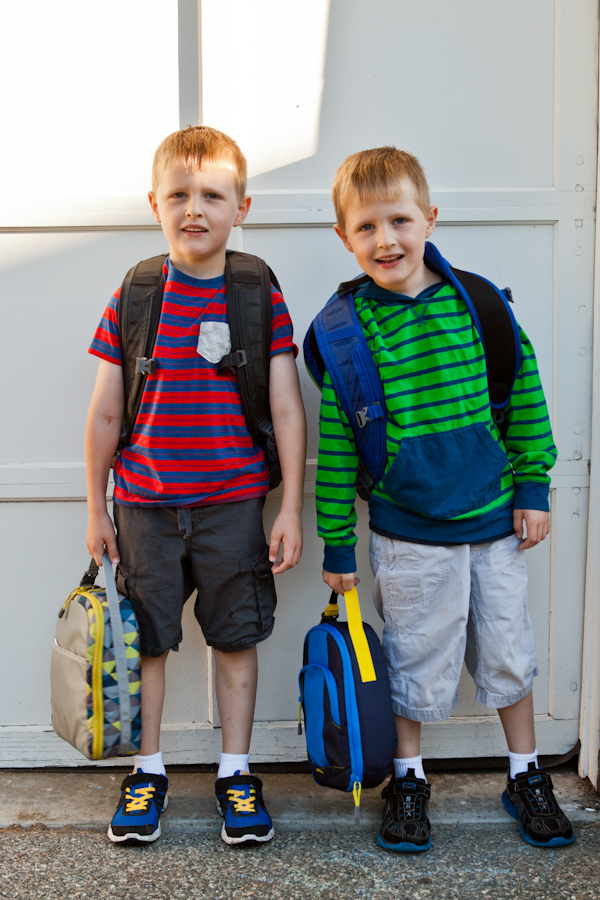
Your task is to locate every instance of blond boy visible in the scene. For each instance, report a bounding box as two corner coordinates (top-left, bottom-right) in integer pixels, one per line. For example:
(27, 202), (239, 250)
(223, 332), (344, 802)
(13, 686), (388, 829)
(86, 126), (306, 845)
(312, 147), (573, 851)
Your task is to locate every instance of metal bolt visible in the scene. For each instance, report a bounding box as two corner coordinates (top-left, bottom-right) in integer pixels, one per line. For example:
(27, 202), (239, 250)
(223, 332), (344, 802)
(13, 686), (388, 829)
(576, 157), (584, 165)
(575, 246), (583, 256)
(574, 451), (583, 460)
(575, 184), (584, 192)
(574, 426), (583, 434)
(576, 219), (583, 227)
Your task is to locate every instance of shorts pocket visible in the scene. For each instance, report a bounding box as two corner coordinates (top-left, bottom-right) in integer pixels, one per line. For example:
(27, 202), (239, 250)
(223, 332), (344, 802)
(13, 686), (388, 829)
(239, 550), (276, 630)
(380, 542), (450, 614)
(380, 552), (423, 609)
(116, 564), (136, 598)
(381, 423), (508, 519)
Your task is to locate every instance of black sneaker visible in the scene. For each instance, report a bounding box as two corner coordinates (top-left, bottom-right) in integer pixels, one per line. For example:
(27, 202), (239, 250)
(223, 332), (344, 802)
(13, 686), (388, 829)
(502, 762), (575, 847)
(107, 771), (169, 844)
(215, 771), (274, 846)
(377, 771), (432, 852)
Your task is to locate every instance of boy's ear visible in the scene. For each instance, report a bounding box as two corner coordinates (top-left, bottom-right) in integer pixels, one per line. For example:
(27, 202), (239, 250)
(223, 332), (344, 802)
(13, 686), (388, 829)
(148, 192), (161, 224)
(234, 196), (251, 227)
(425, 205), (438, 238)
(334, 223), (354, 254)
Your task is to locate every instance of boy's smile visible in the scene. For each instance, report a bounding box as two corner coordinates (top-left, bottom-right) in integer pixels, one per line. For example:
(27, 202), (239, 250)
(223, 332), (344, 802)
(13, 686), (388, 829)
(149, 158), (250, 279)
(335, 193), (439, 297)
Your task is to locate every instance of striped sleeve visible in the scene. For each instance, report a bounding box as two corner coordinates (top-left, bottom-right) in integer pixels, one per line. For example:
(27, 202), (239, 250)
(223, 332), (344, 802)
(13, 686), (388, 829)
(316, 371), (360, 573)
(504, 326), (557, 511)
(88, 290), (121, 364)
(270, 285), (297, 358)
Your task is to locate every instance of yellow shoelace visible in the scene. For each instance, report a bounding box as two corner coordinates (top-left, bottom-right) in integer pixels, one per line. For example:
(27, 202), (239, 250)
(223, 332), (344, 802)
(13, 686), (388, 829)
(227, 786), (256, 814)
(125, 786), (155, 812)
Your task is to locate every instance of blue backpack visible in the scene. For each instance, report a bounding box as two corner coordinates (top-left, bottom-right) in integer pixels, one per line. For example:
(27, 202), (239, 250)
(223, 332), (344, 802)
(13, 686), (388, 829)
(303, 241), (521, 499)
(299, 589), (397, 819)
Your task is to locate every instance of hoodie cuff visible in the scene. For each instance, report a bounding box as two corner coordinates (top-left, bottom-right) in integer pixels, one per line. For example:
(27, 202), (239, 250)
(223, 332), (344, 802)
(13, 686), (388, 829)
(323, 543), (357, 574)
(513, 481), (550, 512)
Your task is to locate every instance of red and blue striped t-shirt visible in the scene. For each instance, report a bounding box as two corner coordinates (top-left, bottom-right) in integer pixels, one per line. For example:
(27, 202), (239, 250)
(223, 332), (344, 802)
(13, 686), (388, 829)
(89, 257), (296, 507)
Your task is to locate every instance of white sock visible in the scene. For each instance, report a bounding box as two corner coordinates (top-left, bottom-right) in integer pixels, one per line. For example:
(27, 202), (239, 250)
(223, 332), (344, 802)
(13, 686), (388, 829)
(218, 752), (250, 779)
(133, 751), (166, 776)
(394, 755), (426, 782)
(508, 749), (538, 779)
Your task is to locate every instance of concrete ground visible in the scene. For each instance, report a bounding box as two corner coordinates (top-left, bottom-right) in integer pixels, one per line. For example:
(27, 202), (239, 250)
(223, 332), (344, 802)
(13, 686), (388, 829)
(1, 764), (600, 899)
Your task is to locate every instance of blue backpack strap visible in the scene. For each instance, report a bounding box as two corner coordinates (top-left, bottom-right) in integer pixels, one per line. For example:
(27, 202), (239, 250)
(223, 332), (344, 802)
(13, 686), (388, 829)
(424, 242), (522, 435)
(303, 283), (387, 499)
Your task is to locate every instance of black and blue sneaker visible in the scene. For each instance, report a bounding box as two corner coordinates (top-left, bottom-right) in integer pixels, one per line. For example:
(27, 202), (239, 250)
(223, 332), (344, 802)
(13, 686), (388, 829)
(107, 770), (169, 844)
(215, 771), (274, 845)
(502, 762), (575, 847)
(377, 771), (432, 852)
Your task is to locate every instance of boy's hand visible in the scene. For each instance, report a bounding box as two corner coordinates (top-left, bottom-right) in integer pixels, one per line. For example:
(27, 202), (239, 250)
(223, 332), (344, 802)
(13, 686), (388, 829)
(322, 569), (360, 594)
(87, 510), (119, 566)
(513, 508), (550, 550)
(269, 509), (302, 574)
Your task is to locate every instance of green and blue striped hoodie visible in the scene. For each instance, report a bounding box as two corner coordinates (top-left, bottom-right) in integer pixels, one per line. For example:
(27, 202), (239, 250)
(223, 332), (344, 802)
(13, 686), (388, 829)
(317, 278), (557, 573)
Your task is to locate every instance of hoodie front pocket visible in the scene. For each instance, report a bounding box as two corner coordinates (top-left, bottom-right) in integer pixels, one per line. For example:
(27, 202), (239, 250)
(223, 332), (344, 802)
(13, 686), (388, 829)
(381, 422), (508, 519)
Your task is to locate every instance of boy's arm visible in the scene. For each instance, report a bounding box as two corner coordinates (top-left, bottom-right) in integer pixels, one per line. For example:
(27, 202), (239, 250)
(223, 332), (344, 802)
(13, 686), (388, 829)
(317, 371), (361, 590)
(504, 326), (557, 550)
(85, 359), (124, 565)
(268, 351), (306, 574)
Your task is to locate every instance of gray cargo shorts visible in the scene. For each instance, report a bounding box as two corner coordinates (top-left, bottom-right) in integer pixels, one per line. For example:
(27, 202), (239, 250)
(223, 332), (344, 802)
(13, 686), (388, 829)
(370, 531), (538, 721)
(113, 497), (276, 657)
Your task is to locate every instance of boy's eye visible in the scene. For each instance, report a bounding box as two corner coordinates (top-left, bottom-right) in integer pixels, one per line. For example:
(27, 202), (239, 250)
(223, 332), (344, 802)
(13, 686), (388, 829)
(172, 191), (187, 199)
(359, 223), (374, 231)
(393, 217), (407, 225)
(204, 192), (221, 200)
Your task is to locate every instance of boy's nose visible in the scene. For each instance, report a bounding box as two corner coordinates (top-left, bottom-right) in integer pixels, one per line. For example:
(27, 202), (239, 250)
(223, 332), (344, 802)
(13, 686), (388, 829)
(186, 198), (204, 217)
(377, 227), (395, 249)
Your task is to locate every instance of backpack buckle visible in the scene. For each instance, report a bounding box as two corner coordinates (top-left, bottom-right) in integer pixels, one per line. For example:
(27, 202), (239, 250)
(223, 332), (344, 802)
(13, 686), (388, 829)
(355, 402), (383, 429)
(218, 349), (247, 371)
(356, 465), (376, 501)
(135, 357), (156, 375)
(259, 419), (277, 453)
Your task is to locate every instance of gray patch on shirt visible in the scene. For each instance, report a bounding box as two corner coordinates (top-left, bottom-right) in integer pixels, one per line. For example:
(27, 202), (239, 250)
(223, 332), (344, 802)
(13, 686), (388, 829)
(197, 321), (231, 365)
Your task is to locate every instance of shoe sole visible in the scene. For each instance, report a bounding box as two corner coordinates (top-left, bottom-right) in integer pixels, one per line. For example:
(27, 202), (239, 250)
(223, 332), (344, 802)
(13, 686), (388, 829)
(377, 832), (431, 853)
(220, 823), (275, 845)
(107, 795), (168, 844)
(107, 823), (162, 844)
(501, 791), (575, 847)
(216, 798), (274, 845)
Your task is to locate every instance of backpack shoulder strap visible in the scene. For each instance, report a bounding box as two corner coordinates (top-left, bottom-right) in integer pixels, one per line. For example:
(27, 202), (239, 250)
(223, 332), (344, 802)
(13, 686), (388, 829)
(423, 243), (521, 434)
(449, 267), (520, 407)
(117, 254), (166, 452)
(305, 287), (387, 499)
(303, 274), (371, 389)
(219, 250), (282, 489)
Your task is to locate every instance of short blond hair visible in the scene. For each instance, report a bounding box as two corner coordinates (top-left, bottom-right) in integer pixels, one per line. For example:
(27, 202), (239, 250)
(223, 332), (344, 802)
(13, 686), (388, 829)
(152, 125), (247, 200)
(332, 146), (431, 230)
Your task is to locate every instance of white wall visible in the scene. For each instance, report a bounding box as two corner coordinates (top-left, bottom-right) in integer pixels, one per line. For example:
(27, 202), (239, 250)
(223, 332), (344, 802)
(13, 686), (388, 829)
(0, 0), (597, 766)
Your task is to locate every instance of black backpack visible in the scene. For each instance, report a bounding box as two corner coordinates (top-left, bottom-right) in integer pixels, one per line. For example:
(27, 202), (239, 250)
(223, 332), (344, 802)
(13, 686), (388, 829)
(116, 250), (282, 489)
